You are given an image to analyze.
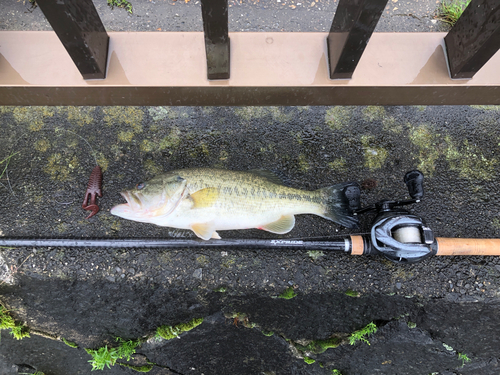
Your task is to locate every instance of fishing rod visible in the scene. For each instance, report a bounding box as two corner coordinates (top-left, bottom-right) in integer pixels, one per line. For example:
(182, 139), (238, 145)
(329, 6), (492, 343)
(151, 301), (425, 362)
(1, 171), (500, 263)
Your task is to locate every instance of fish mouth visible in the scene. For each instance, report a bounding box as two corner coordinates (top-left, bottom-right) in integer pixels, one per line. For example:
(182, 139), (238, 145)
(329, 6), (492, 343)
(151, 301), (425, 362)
(119, 191), (143, 210)
(110, 191), (143, 217)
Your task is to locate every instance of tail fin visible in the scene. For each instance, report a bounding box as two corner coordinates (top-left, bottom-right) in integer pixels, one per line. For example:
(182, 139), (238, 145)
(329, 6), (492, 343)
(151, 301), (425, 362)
(317, 183), (359, 229)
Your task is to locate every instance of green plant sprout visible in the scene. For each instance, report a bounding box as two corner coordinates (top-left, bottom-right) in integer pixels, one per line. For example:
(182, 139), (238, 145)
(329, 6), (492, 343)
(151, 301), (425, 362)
(277, 286), (297, 299)
(332, 370), (343, 375)
(85, 338), (140, 371)
(156, 317), (204, 340)
(437, 0), (471, 25)
(349, 322), (377, 346)
(107, 0), (133, 13)
(0, 305), (30, 340)
(458, 352), (471, 367)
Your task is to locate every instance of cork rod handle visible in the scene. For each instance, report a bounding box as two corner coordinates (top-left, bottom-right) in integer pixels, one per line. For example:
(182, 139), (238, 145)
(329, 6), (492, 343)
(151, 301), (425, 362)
(436, 237), (500, 256)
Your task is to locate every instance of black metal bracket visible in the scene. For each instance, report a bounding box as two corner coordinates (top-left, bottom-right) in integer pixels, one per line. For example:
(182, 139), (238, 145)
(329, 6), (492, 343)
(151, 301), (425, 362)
(36, 0), (109, 80)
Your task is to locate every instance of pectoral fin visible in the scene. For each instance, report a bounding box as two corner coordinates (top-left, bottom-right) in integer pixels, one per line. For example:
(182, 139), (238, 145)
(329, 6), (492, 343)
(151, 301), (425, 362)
(259, 215), (295, 234)
(190, 188), (219, 209)
(191, 222), (220, 240)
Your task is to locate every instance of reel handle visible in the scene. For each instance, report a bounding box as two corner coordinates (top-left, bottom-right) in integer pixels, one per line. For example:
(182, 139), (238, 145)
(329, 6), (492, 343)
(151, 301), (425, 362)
(404, 170), (424, 200)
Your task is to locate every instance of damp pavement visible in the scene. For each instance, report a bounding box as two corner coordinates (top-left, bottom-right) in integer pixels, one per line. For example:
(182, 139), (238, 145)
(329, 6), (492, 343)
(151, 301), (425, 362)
(1, 2), (500, 375)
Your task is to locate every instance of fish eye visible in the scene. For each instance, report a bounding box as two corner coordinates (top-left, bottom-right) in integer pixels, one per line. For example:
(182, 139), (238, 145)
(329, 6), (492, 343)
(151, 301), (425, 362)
(136, 182), (145, 190)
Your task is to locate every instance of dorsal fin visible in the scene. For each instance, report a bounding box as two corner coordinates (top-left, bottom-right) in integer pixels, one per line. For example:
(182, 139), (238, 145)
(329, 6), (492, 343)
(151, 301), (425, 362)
(248, 169), (283, 185)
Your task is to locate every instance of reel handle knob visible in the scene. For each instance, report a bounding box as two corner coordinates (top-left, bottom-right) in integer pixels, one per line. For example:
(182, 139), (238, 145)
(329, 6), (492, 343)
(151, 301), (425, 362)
(404, 170), (424, 200)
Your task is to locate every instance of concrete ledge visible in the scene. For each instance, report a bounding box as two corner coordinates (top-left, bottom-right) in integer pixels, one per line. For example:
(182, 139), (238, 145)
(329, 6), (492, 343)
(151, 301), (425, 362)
(1, 31), (499, 105)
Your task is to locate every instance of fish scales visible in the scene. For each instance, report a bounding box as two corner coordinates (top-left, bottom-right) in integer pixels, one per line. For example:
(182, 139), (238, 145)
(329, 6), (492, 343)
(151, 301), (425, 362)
(110, 168), (357, 240)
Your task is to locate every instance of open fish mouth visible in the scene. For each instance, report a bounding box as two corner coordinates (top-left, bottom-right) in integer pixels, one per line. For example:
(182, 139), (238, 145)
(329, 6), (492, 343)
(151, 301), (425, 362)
(119, 191), (143, 211)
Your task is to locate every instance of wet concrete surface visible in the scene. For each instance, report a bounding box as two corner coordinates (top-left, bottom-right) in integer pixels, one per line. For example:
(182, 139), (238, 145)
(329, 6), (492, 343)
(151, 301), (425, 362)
(1, 105), (500, 374)
(1, 1), (500, 375)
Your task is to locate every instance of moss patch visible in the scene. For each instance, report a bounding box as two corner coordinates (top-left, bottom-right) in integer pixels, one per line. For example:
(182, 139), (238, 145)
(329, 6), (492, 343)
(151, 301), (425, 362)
(43, 153), (79, 181)
(297, 337), (342, 354)
(58, 106), (95, 127)
(234, 107), (293, 122)
(156, 317), (204, 340)
(34, 139), (51, 153)
(409, 124), (441, 176)
(325, 107), (351, 130)
(0, 305), (30, 340)
(278, 286), (297, 299)
(12, 107), (55, 131)
(327, 157), (347, 173)
(444, 137), (497, 180)
(361, 135), (388, 170)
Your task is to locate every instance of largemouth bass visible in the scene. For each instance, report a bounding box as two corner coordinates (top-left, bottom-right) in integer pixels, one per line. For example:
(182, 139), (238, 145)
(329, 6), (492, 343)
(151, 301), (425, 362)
(110, 168), (358, 240)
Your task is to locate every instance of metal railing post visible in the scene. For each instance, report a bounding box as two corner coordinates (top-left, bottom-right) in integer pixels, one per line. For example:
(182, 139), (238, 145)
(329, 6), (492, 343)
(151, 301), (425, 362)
(200, 0), (230, 80)
(327, 0), (389, 79)
(444, 0), (500, 79)
(36, 0), (109, 80)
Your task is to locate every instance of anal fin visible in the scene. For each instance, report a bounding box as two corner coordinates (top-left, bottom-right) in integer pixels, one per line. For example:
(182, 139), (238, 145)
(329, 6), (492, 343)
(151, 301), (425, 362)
(259, 214), (295, 234)
(191, 222), (219, 240)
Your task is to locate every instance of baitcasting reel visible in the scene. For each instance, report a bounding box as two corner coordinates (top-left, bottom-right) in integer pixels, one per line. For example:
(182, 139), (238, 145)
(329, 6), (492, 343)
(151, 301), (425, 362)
(350, 170), (436, 264)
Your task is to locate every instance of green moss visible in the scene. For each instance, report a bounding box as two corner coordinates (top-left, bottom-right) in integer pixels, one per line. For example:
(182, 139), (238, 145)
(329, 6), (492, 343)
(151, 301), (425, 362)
(0, 306), (30, 340)
(43, 154), (79, 181)
(409, 124), (441, 176)
(444, 137), (497, 180)
(143, 160), (163, 175)
(156, 318), (204, 340)
(307, 250), (325, 260)
(304, 356), (316, 364)
(119, 363), (154, 372)
(158, 127), (181, 152)
(35, 139), (51, 153)
(62, 337), (78, 348)
(118, 131), (135, 143)
(297, 154), (310, 172)
(470, 105), (500, 111)
(361, 135), (388, 170)
(107, 0), (133, 13)
(327, 157), (347, 173)
(345, 289), (360, 297)
(325, 107), (350, 130)
(349, 322), (377, 346)
(362, 106), (386, 122)
(407, 322), (417, 329)
(214, 286), (227, 293)
(298, 337), (341, 354)
(278, 286), (297, 299)
(140, 140), (155, 152)
(262, 330), (274, 337)
(95, 152), (109, 172)
(12, 107), (54, 131)
(148, 107), (170, 121)
(59, 106), (95, 126)
(234, 107), (293, 122)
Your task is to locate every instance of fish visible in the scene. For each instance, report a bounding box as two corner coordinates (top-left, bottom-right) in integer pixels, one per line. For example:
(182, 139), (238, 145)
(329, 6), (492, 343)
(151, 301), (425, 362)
(110, 168), (358, 240)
